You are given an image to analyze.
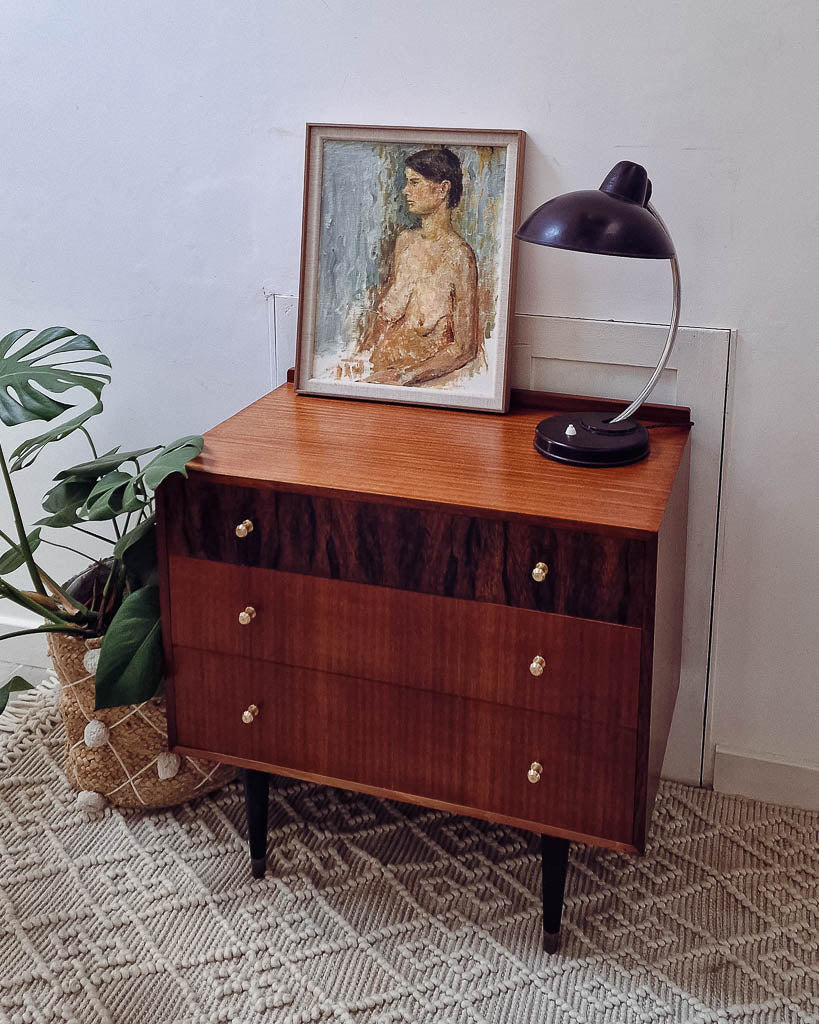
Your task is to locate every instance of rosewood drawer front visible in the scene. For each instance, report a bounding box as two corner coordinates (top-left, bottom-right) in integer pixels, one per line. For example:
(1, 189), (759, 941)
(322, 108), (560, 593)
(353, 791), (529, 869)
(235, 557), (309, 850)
(168, 556), (642, 727)
(161, 475), (648, 626)
(171, 647), (637, 847)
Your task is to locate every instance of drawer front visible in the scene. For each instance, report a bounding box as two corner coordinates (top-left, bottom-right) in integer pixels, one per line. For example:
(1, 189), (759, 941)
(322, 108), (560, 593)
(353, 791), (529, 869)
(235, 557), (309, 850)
(169, 556), (642, 728)
(161, 474), (647, 626)
(170, 647), (637, 846)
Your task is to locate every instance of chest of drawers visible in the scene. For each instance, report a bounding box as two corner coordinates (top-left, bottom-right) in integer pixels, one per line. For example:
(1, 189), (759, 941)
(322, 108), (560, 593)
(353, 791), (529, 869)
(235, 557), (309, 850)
(156, 383), (690, 950)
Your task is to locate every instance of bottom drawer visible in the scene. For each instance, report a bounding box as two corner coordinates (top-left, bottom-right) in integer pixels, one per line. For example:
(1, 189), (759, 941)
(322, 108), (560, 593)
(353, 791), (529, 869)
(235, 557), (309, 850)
(170, 647), (638, 848)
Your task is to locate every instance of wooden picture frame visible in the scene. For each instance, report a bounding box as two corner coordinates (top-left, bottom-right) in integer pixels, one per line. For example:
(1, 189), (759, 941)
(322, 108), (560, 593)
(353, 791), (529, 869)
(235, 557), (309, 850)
(295, 124), (526, 413)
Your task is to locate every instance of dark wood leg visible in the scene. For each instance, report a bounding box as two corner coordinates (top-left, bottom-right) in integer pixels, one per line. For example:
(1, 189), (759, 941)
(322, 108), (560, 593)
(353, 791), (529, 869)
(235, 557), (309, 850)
(243, 768), (269, 879)
(540, 834), (570, 952)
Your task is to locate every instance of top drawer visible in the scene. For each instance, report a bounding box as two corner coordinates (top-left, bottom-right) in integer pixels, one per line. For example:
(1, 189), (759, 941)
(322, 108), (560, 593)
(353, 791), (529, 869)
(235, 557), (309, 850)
(160, 474), (648, 626)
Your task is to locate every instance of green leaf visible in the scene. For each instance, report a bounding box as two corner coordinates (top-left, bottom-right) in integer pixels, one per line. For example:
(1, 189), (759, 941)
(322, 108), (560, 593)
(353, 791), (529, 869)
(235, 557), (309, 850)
(114, 516), (157, 588)
(141, 436), (203, 491)
(80, 470), (132, 521)
(37, 478), (98, 528)
(84, 470), (132, 503)
(9, 400), (103, 472)
(36, 507), (87, 529)
(94, 585), (163, 708)
(0, 529), (42, 574)
(120, 475), (148, 513)
(0, 674), (35, 715)
(0, 330), (33, 360)
(0, 328), (111, 426)
(54, 445), (158, 481)
(42, 478), (96, 515)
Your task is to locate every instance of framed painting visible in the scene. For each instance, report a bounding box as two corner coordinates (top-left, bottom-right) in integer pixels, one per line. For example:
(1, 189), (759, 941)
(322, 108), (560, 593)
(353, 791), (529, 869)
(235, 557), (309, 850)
(295, 124), (526, 412)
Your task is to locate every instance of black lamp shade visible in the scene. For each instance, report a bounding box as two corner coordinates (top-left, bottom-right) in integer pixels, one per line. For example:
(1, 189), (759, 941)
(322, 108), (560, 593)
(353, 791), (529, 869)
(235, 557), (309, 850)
(515, 161), (675, 259)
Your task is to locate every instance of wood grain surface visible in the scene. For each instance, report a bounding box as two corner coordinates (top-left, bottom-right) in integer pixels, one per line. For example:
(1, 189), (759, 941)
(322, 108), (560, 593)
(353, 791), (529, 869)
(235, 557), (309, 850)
(638, 441), (691, 849)
(171, 646), (637, 847)
(186, 383), (690, 537)
(162, 475), (648, 625)
(168, 556), (642, 727)
(157, 385), (691, 857)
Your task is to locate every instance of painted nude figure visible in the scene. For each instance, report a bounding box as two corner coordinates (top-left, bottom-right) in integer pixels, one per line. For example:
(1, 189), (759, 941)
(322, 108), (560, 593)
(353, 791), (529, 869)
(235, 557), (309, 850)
(352, 148), (480, 386)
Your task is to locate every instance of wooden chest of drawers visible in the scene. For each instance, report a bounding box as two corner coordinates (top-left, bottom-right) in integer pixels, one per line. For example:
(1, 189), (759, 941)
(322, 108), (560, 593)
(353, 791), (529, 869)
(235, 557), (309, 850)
(156, 383), (690, 948)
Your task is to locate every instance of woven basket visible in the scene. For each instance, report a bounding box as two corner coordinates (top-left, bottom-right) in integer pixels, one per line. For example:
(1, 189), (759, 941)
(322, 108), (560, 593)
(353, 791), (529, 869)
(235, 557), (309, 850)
(48, 632), (237, 810)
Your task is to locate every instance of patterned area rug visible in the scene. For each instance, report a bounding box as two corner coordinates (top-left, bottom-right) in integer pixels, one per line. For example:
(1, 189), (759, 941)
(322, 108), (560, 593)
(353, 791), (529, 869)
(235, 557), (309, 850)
(1, 686), (817, 1024)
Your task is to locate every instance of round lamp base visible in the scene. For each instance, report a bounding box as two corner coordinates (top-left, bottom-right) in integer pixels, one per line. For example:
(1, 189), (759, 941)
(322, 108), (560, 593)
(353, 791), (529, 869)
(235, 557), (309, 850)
(533, 412), (649, 467)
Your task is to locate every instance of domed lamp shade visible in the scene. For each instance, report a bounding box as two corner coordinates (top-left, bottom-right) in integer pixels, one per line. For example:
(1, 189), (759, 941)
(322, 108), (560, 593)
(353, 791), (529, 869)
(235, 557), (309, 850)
(515, 161), (680, 466)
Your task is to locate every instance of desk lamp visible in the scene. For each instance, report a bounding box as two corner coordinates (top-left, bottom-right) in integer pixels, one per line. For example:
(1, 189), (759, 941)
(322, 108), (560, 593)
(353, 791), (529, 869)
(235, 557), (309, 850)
(515, 161), (679, 467)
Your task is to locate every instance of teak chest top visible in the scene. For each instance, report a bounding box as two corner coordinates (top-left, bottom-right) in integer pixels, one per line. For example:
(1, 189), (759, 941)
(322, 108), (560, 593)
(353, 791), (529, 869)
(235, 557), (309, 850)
(189, 384), (690, 538)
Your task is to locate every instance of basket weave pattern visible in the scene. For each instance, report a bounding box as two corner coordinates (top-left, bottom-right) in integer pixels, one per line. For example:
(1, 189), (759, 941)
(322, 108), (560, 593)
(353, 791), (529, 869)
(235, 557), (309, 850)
(48, 633), (237, 809)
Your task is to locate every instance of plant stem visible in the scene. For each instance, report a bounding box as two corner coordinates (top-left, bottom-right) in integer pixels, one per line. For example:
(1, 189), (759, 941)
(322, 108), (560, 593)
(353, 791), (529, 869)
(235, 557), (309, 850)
(0, 442), (47, 595)
(37, 567), (98, 620)
(99, 560), (123, 626)
(0, 527), (30, 552)
(78, 426), (98, 458)
(0, 578), (78, 626)
(40, 537), (101, 562)
(0, 624), (83, 642)
(69, 524), (115, 545)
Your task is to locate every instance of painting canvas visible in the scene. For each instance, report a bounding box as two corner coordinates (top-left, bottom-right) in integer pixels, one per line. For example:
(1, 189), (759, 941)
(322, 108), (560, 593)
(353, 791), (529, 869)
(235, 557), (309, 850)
(295, 125), (526, 412)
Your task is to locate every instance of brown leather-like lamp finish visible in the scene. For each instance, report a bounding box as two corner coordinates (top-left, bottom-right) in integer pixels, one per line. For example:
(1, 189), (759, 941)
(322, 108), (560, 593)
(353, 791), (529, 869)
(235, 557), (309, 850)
(515, 160), (675, 259)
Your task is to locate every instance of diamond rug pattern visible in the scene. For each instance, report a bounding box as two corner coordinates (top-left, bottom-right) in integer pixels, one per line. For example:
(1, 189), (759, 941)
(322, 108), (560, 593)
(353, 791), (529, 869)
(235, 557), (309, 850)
(1, 691), (817, 1024)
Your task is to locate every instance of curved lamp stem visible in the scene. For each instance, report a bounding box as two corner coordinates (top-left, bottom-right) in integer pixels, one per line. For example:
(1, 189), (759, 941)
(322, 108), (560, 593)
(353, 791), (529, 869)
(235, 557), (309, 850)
(610, 203), (681, 424)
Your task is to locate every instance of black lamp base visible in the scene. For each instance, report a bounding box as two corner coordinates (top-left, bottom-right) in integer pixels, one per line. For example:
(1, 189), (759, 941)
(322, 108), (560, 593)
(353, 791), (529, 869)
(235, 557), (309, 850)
(533, 412), (649, 467)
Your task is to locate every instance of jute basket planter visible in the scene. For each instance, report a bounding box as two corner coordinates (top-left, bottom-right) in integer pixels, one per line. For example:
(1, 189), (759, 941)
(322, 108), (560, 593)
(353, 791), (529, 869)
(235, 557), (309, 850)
(48, 632), (237, 811)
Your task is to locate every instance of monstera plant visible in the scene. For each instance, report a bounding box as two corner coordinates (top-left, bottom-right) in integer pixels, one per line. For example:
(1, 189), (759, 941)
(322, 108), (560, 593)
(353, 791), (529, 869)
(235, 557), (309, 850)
(0, 327), (202, 712)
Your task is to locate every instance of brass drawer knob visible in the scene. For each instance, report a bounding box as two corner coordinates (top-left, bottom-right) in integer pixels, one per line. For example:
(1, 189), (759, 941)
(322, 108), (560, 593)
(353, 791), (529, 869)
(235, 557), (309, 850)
(241, 704), (259, 725)
(531, 562), (549, 583)
(238, 606), (257, 626)
(528, 761), (543, 784)
(235, 519), (254, 538)
(529, 655), (546, 677)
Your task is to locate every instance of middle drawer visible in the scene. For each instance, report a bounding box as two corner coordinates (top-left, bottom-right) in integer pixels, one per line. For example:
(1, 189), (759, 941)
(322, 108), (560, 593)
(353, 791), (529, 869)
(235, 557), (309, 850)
(169, 556), (641, 727)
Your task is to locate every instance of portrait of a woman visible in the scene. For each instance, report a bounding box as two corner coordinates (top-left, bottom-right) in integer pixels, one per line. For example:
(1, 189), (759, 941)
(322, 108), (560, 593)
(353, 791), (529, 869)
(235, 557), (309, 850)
(297, 125), (523, 412)
(353, 148), (480, 387)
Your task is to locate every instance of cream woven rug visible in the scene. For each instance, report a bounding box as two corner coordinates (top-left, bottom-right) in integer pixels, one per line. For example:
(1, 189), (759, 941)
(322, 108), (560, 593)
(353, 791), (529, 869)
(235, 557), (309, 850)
(1, 685), (817, 1024)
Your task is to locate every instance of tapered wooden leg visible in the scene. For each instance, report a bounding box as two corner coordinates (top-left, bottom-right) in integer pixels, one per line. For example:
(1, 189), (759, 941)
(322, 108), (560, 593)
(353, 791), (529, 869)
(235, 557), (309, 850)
(541, 834), (570, 952)
(243, 768), (270, 879)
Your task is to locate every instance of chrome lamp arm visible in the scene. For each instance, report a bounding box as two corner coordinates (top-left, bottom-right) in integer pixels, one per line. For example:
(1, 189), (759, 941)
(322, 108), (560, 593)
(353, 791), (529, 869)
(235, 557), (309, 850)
(610, 203), (681, 424)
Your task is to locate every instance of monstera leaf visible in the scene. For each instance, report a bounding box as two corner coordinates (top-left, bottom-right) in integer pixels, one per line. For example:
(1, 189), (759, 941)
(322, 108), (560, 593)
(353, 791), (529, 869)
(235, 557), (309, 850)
(0, 529), (42, 574)
(0, 328), (110, 427)
(52, 445), (159, 482)
(94, 585), (163, 708)
(113, 515), (158, 588)
(37, 479), (99, 528)
(9, 400), (103, 472)
(141, 436), (203, 489)
(0, 676), (34, 716)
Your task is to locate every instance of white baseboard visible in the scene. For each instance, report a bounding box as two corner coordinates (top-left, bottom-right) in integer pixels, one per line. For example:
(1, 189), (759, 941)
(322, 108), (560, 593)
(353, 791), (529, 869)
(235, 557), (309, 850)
(713, 745), (819, 811)
(0, 612), (51, 671)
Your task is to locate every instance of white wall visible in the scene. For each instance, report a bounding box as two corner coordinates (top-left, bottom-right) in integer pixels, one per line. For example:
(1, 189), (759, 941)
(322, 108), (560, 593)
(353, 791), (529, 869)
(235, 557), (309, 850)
(2, 1), (817, 797)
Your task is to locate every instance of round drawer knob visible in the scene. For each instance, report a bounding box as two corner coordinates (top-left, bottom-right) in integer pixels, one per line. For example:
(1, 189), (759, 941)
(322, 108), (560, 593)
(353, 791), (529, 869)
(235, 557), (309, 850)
(235, 519), (254, 538)
(529, 655), (546, 677)
(238, 606), (257, 626)
(527, 761), (543, 784)
(531, 562), (549, 583)
(241, 704), (259, 725)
